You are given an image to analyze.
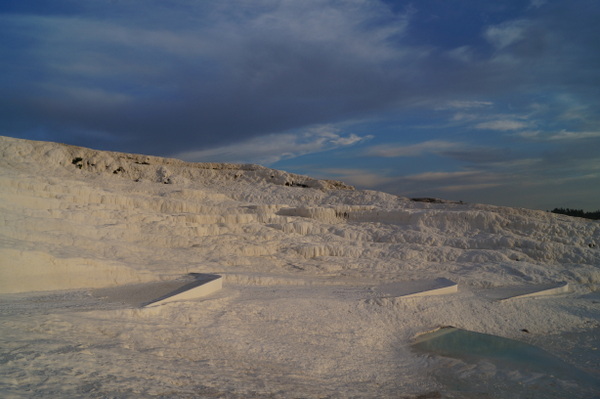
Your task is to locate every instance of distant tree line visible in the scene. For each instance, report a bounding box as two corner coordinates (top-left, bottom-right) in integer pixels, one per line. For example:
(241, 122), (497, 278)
(551, 208), (600, 220)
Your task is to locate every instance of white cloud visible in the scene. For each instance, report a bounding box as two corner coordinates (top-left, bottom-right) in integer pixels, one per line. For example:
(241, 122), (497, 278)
(318, 168), (396, 188)
(40, 83), (132, 105)
(439, 183), (503, 192)
(551, 94), (592, 121)
(529, 0), (547, 9)
(244, 1), (411, 62)
(2, 14), (211, 58)
(485, 158), (542, 169)
(475, 120), (528, 131)
(174, 126), (372, 164)
(436, 100), (493, 110)
(446, 46), (475, 63)
(484, 20), (530, 49)
(400, 170), (505, 193)
(365, 140), (460, 157)
(404, 171), (480, 181)
(451, 112), (479, 122)
(517, 130), (600, 141)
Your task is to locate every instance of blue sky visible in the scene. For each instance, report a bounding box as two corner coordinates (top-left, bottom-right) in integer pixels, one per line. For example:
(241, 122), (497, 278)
(1, 0), (599, 211)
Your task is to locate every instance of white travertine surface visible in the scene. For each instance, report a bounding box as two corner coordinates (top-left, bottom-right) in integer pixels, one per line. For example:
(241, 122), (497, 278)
(1, 136), (599, 398)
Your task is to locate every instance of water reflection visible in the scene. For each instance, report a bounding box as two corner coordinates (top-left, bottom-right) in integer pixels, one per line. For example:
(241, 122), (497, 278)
(413, 327), (600, 398)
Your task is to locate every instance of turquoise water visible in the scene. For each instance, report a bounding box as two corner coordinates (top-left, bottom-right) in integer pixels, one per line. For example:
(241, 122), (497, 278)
(413, 327), (600, 398)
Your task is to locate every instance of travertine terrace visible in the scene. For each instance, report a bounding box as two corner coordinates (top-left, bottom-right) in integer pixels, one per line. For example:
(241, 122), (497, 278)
(1, 136), (598, 398)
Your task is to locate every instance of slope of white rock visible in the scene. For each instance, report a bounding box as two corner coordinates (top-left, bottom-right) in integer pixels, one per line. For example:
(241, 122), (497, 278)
(0, 135), (599, 398)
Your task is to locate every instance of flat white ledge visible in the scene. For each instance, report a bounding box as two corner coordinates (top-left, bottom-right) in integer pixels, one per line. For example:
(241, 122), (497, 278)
(144, 274), (222, 307)
(377, 278), (458, 298)
(482, 281), (569, 301)
(92, 273), (222, 307)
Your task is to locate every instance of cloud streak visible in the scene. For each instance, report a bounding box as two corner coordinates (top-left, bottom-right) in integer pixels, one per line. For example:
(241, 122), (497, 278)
(475, 120), (529, 131)
(518, 130), (600, 141)
(365, 140), (460, 157)
(176, 126), (372, 164)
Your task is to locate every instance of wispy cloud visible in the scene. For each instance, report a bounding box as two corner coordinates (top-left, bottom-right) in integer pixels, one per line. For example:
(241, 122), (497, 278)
(363, 167), (510, 199)
(438, 183), (503, 192)
(475, 119), (529, 131)
(437, 100), (494, 110)
(316, 168), (396, 188)
(517, 130), (600, 141)
(174, 125), (372, 164)
(404, 171), (480, 181)
(484, 19), (530, 50)
(445, 46), (475, 63)
(365, 140), (460, 157)
(403, 170), (503, 192)
(529, 0), (547, 9)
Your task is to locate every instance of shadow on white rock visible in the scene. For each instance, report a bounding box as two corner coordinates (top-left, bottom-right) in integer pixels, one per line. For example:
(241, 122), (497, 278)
(480, 281), (569, 301)
(377, 278), (458, 298)
(92, 273), (222, 307)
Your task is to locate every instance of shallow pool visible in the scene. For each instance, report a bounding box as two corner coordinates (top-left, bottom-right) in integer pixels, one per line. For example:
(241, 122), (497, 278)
(413, 327), (600, 398)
